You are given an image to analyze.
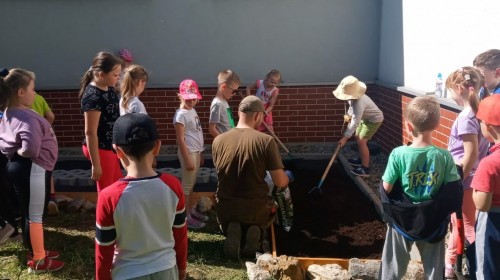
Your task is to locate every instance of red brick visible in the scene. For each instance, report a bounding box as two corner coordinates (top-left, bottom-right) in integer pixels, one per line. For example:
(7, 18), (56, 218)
(35, 85), (462, 150)
(297, 88), (318, 94)
(279, 88), (298, 95)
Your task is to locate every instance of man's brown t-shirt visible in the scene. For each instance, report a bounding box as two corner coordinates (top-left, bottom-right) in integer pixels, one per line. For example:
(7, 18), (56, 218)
(212, 128), (284, 200)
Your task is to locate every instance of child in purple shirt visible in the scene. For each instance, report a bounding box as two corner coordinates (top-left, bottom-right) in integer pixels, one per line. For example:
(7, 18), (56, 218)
(444, 67), (488, 278)
(0, 68), (63, 273)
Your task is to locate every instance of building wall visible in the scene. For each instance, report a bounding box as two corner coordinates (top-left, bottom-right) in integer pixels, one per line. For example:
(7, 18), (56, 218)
(0, 0), (380, 89)
(43, 85), (459, 153)
(379, 0), (500, 94)
(371, 88), (458, 155)
(378, 0), (404, 86)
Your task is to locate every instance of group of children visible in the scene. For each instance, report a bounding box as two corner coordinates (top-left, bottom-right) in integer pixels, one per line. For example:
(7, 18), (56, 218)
(376, 49), (500, 280)
(0, 47), (499, 279)
(0, 49), (283, 276)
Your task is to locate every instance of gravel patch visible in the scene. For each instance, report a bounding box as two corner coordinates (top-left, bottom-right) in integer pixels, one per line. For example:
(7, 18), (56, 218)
(341, 142), (387, 201)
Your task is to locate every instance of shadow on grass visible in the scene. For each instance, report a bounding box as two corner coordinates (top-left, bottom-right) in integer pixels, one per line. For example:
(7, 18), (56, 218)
(187, 218), (258, 279)
(1, 210), (250, 279)
(187, 237), (252, 280)
(0, 211), (95, 279)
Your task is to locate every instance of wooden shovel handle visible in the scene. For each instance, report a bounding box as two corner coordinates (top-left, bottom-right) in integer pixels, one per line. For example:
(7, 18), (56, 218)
(262, 121), (291, 154)
(319, 145), (342, 183)
(271, 223), (277, 258)
(240, 92), (291, 155)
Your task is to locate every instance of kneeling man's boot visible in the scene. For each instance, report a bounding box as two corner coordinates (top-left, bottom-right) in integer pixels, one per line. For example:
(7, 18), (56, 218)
(242, 225), (261, 257)
(224, 222), (241, 259)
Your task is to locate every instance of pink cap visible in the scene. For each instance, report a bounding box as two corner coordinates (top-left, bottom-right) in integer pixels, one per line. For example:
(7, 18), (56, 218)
(119, 49), (133, 62)
(179, 79), (202, 100)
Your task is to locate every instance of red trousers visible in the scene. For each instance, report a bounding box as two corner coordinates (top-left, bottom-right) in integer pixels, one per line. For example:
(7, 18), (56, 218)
(82, 145), (122, 193)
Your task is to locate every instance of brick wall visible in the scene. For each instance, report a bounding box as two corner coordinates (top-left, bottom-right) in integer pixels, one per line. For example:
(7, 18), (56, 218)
(40, 85), (459, 152)
(42, 85), (346, 148)
(370, 87), (459, 155)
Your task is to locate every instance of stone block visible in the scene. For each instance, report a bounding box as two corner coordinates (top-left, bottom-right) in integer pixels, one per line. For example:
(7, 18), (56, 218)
(210, 172), (218, 183)
(348, 258), (380, 280)
(246, 261), (272, 280)
(307, 263), (349, 280)
(196, 171), (210, 183)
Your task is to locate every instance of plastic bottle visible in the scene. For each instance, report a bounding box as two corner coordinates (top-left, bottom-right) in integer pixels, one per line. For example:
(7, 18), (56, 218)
(435, 73), (443, 98)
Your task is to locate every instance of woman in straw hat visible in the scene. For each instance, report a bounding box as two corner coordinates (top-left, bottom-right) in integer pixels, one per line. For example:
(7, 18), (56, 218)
(333, 75), (384, 177)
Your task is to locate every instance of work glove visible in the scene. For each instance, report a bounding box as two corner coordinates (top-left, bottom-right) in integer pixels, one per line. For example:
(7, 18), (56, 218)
(285, 170), (295, 183)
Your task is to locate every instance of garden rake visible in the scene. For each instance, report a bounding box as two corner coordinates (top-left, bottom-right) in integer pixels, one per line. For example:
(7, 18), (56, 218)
(308, 145), (341, 195)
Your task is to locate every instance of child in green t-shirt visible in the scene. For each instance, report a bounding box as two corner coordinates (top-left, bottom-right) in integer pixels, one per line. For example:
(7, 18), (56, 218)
(380, 96), (462, 279)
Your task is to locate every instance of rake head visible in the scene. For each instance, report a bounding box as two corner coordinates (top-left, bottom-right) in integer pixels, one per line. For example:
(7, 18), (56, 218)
(308, 179), (325, 196)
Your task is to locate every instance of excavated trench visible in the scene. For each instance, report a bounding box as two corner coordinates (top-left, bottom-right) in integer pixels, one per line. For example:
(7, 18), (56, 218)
(54, 158), (386, 259)
(278, 159), (386, 259)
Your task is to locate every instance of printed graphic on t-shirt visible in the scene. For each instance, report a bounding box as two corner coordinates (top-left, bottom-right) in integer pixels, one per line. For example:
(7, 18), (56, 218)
(81, 86), (120, 149)
(195, 116), (202, 131)
(226, 108), (235, 128)
(406, 162), (439, 197)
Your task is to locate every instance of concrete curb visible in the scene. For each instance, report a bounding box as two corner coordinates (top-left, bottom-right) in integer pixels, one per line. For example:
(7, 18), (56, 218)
(338, 151), (421, 262)
(337, 151), (383, 218)
(57, 143), (338, 161)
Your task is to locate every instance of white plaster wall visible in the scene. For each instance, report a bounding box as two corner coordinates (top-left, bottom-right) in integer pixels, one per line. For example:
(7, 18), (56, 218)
(380, 0), (500, 94)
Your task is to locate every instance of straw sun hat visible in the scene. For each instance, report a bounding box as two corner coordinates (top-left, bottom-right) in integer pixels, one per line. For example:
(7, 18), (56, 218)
(332, 75), (367, 100)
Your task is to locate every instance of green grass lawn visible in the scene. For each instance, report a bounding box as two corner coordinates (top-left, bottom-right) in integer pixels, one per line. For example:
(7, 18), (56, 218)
(0, 211), (249, 279)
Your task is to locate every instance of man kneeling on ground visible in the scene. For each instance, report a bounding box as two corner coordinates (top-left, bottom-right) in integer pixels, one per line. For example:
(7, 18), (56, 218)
(212, 95), (293, 258)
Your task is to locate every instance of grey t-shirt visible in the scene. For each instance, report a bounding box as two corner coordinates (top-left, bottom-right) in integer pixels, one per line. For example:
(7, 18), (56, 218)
(344, 94), (384, 137)
(119, 96), (148, 116)
(209, 97), (235, 134)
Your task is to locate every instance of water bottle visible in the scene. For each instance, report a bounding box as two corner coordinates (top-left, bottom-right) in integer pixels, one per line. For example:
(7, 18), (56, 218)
(435, 73), (443, 97)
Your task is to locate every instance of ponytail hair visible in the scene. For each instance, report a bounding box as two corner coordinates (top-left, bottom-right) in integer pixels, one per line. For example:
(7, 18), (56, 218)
(78, 51), (122, 100)
(445, 66), (483, 114)
(120, 65), (148, 111)
(0, 68), (35, 110)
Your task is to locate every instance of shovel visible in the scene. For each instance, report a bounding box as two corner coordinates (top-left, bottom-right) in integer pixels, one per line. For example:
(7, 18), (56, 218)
(308, 145), (341, 195)
(240, 92), (294, 160)
(262, 121), (295, 160)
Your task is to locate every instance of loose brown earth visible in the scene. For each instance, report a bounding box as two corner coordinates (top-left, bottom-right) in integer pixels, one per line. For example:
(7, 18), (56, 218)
(276, 159), (386, 259)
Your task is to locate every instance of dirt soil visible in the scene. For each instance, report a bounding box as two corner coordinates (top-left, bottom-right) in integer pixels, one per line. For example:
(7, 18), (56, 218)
(276, 159), (386, 259)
